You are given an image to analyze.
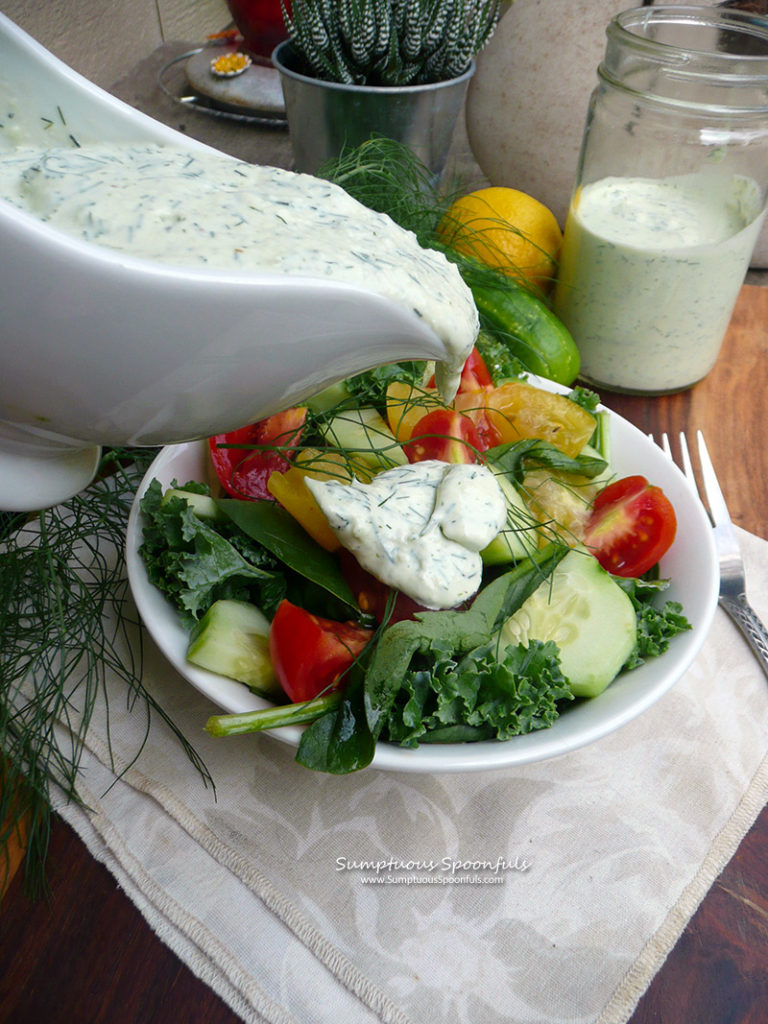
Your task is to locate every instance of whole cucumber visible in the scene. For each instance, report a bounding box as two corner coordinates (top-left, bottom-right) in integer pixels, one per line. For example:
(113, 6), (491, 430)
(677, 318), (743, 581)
(470, 279), (580, 387)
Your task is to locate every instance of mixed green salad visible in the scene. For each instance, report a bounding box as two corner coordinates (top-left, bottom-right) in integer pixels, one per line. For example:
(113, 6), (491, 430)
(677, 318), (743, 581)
(137, 139), (690, 775)
(138, 356), (690, 775)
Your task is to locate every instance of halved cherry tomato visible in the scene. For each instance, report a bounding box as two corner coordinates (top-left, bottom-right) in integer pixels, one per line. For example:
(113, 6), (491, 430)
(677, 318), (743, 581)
(209, 407), (307, 500)
(385, 380), (441, 443)
(583, 475), (677, 577)
(427, 346), (493, 393)
(385, 370), (500, 453)
(269, 600), (373, 703)
(403, 409), (481, 464)
(453, 389), (503, 450)
(339, 550), (428, 624)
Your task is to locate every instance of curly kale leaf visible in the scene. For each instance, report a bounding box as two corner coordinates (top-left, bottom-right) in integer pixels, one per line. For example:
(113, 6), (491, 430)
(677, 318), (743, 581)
(139, 479), (283, 627)
(616, 576), (692, 670)
(567, 386), (601, 415)
(360, 549), (571, 750)
(382, 638), (573, 747)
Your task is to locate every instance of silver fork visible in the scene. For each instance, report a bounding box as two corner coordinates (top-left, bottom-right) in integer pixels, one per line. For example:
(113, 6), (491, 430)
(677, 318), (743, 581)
(659, 430), (768, 682)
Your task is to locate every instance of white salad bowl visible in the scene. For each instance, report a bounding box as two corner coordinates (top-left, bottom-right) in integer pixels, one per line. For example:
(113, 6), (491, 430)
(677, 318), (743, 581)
(125, 383), (719, 773)
(0, 14), (458, 511)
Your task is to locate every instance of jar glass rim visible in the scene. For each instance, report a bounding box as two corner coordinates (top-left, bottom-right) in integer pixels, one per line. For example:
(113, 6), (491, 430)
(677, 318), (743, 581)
(609, 4), (768, 70)
(600, 4), (768, 112)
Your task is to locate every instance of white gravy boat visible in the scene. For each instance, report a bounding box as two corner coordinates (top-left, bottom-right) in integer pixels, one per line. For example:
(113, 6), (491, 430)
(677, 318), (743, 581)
(0, 14), (457, 511)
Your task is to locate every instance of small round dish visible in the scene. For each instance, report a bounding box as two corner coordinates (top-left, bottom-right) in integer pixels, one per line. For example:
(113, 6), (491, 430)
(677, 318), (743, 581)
(210, 51), (252, 78)
(125, 391), (718, 773)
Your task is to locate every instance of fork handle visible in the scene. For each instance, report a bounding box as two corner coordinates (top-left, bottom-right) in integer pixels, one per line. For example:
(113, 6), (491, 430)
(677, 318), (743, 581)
(719, 595), (768, 683)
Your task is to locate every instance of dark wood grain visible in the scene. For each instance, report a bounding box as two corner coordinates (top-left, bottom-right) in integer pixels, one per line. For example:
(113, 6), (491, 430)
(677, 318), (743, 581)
(0, 820), (235, 1024)
(1, 286), (767, 1024)
(602, 284), (768, 540)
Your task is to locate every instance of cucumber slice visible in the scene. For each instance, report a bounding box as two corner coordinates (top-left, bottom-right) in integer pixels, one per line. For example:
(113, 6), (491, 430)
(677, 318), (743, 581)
(498, 548), (636, 697)
(319, 406), (407, 472)
(187, 599), (281, 698)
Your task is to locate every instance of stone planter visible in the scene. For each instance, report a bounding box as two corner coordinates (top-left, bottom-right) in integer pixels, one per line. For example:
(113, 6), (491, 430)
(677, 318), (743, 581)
(272, 40), (474, 180)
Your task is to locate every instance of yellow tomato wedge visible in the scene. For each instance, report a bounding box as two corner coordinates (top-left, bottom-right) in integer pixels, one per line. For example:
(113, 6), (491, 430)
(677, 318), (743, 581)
(521, 468), (602, 547)
(385, 380), (444, 443)
(484, 380), (596, 457)
(267, 448), (353, 551)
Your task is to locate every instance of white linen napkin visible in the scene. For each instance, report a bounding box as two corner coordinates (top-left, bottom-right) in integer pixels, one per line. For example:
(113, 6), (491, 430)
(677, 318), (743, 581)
(49, 527), (768, 1024)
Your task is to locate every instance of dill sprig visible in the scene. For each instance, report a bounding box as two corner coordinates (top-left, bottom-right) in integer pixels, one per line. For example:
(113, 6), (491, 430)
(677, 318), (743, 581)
(0, 448), (213, 899)
(319, 136), (561, 297)
(318, 136), (453, 245)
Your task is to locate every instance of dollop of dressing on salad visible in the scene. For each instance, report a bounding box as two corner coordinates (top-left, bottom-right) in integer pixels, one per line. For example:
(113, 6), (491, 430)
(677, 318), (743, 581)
(306, 460), (507, 609)
(0, 142), (478, 399)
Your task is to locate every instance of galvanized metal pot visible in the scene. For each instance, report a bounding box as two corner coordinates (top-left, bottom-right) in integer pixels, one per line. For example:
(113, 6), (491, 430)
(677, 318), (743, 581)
(272, 41), (474, 179)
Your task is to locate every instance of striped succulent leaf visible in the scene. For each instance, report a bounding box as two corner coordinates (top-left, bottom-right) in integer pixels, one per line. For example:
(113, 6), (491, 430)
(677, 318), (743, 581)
(283, 0), (501, 86)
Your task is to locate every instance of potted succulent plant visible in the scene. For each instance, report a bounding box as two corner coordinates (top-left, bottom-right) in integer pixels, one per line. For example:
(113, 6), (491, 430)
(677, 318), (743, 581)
(272, 0), (502, 179)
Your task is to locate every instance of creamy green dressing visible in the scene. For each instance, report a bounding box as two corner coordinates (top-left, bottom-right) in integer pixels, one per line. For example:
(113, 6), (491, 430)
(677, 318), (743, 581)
(0, 142), (479, 398)
(554, 172), (765, 393)
(306, 460), (506, 609)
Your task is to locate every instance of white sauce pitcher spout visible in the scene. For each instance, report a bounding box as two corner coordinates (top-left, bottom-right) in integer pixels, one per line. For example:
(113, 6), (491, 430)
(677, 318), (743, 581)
(0, 14), (475, 511)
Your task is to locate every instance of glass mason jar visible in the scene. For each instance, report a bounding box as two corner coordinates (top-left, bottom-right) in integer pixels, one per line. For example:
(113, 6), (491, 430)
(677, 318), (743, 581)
(553, 5), (768, 395)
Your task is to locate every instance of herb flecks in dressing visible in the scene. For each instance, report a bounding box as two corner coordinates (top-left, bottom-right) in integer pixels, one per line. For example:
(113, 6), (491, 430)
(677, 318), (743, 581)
(306, 460), (507, 610)
(0, 142), (478, 400)
(553, 172), (765, 393)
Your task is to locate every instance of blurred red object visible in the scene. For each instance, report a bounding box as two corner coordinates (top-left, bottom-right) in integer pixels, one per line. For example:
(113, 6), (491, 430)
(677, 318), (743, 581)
(225, 0), (287, 59)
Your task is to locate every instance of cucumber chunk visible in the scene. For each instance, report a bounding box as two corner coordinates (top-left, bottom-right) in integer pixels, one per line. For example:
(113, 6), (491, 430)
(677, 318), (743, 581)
(162, 488), (223, 521)
(319, 406), (407, 472)
(498, 548), (636, 697)
(305, 379), (351, 415)
(580, 443), (613, 489)
(187, 599), (281, 698)
(481, 470), (539, 564)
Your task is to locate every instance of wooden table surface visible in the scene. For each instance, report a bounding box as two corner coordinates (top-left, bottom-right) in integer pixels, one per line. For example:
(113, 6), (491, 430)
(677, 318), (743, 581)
(1, 284), (767, 1022)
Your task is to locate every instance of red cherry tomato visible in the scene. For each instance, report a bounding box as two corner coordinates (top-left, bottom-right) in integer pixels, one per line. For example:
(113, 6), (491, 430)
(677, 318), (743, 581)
(428, 345), (493, 393)
(268, 600), (373, 703)
(339, 550), (428, 624)
(584, 475), (677, 577)
(453, 388), (503, 451)
(403, 409), (481, 464)
(458, 346), (494, 390)
(209, 407), (307, 500)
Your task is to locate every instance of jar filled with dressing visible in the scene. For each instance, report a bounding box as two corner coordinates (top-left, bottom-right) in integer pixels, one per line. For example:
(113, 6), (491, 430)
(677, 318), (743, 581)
(553, 5), (768, 395)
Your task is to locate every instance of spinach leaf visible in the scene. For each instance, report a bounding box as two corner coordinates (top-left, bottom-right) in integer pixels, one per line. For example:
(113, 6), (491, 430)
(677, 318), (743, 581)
(217, 498), (357, 613)
(295, 672), (376, 774)
(486, 439), (608, 483)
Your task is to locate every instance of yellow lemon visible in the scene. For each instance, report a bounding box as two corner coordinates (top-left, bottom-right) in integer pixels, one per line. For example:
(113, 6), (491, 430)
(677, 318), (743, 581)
(439, 186), (563, 291)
